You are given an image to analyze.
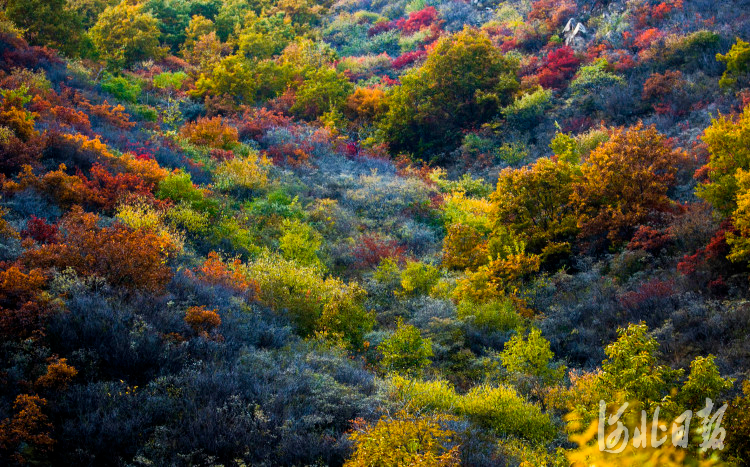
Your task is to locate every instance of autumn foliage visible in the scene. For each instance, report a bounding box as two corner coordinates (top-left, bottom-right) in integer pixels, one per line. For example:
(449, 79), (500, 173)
(571, 123), (685, 244)
(0, 395), (54, 464)
(180, 116), (239, 150)
(537, 47), (580, 89)
(187, 251), (258, 300)
(0, 264), (50, 338)
(23, 207), (174, 292)
(184, 305), (222, 336)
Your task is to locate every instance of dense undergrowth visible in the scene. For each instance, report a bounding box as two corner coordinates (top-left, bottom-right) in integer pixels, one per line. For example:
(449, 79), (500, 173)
(1, 0), (750, 465)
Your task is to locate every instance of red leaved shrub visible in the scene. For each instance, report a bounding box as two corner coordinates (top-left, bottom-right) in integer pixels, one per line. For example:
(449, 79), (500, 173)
(21, 216), (60, 244)
(352, 234), (407, 270)
(22, 207), (174, 293)
(397, 7), (439, 33)
(392, 50), (427, 70)
(187, 251), (258, 300)
(537, 46), (580, 89)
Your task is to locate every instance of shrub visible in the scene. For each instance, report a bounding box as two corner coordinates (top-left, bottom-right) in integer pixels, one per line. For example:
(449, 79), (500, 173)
(491, 157), (578, 264)
(641, 70), (685, 101)
(86, 163), (155, 211)
(0, 126), (42, 175)
(453, 244), (540, 303)
(101, 75), (142, 103)
(346, 411), (459, 467)
(181, 116), (239, 150)
(456, 297), (522, 333)
(569, 59), (624, 96)
(213, 151), (271, 194)
(345, 87), (388, 123)
(352, 234), (406, 270)
(0, 264), (50, 338)
(726, 381), (750, 463)
(380, 28), (519, 158)
(157, 170), (212, 211)
(115, 199), (184, 250)
(537, 46), (580, 89)
(459, 384), (555, 442)
(399, 260), (441, 297)
(595, 323), (682, 413)
(528, 0), (576, 31)
(442, 223), (489, 271)
(186, 251), (258, 298)
(726, 169), (750, 266)
(35, 357), (77, 391)
(243, 253), (373, 348)
(291, 68), (354, 120)
(13, 164), (99, 210)
(571, 123), (685, 245)
(166, 201), (211, 234)
(388, 376), (554, 442)
(549, 127), (609, 164)
(717, 38), (750, 89)
(696, 103), (750, 216)
(21, 215), (59, 244)
(238, 107), (292, 141)
(22, 207), (174, 293)
(501, 327), (564, 386)
(391, 49), (427, 69)
(502, 86), (552, 128)
(397, 7), (439, 33)
(184, 305), (222, 335)
(0, 394), (54, 465)
(379, 320), (434, 374)
(153, 71), (188, 91)
(661, 30), (721, 69)
(90, 0), (164, 69)
(388, 375), (460, 412)
(278, 219), (324, 268)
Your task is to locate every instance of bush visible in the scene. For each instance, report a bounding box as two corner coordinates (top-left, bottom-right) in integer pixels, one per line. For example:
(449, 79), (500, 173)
(388, 376), (554, 443)
(22, 207), (174, 293)
(660, 30), (721, 71)
(153, 71), (188, 91)
(278, 219), (324, 269)
(291, 68), (354, 120)
(571, 123), (685, 245)
(346, 411), (459, 467)
(379, 320), (434, 374)
(502, 86), (552, 128)
(456, 298), (523, 333)
(569, 59), (624, 96)
(491, 157), (578, 264)
(243, 253), (374, 348)
(212, 151), (271, 195)
(157, 170), (213, 212)
(399, 261), (441, 297)
(181, 116), (239, 150)
(696, 103), (750, 216)
(184, 305), (222, 336)
(90, 0), (164, 69)
(500, 327), (564, 386)
(459, 384), (555, 442)
(717, 38), (750, 89)
(537, 46), (580, 89)
(388, 375), (460, 412)
(379, 28), (519, 158)
(101, 75), (142, 103)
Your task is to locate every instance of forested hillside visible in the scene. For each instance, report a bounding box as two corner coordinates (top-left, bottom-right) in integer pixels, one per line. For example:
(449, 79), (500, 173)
(1, 0), (750, 465)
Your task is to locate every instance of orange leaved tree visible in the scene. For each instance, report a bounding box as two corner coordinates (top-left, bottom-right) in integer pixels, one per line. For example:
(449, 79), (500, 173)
(571, 123), (685, 246)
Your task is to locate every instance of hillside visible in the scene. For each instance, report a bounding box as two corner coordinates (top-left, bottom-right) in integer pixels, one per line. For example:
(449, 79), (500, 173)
(1, 0), (750, 465)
